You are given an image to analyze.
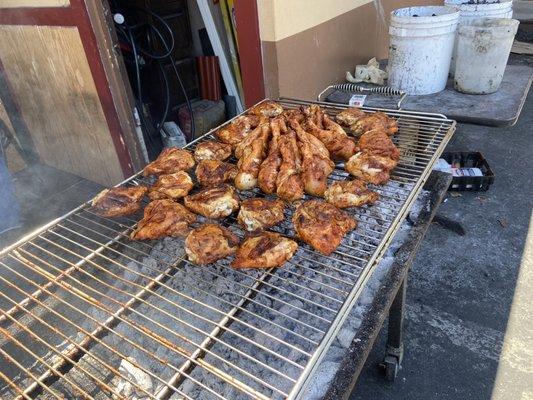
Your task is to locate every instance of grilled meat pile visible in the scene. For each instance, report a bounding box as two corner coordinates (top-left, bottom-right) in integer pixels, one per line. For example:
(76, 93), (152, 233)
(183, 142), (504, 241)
(99, 101), (401, 266)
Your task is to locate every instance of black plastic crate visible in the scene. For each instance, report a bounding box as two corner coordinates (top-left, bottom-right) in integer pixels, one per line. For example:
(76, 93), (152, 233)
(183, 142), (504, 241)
(442, 152), (495, 191)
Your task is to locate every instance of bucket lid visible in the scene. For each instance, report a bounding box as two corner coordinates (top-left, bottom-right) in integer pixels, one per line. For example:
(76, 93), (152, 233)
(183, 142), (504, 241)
(444, 0), (512, 11)
(458, 17), (519, 36)
(391, 6), (460, 25)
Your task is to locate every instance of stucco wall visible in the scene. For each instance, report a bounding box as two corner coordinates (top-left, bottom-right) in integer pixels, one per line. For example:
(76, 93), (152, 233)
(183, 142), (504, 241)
(257, 0), (441, 100)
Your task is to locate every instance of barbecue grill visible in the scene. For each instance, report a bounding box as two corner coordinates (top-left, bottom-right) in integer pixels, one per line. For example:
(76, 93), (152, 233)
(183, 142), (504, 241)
(0, 98), (456, 400)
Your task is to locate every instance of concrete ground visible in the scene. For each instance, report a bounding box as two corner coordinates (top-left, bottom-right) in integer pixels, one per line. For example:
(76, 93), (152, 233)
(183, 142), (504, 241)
(350, 91), (533, 399)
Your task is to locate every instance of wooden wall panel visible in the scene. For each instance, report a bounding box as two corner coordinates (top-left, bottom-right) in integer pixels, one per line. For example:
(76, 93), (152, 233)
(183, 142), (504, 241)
(0, 25), (123, 185)
(0, 0), (69, 7)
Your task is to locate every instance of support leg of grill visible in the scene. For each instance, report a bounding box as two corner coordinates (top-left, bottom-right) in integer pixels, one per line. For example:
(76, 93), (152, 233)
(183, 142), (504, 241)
(381, 275), (406, 382)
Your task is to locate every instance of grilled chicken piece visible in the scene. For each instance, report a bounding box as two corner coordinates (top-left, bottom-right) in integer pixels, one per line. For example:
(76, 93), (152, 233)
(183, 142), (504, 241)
(185, 224), (239, 265)
(184, 184), (240, 219)
(92, 186), (147, 217)
(257, 119), (283, 194)
(351, 112), (398, 136)
(282, 109), (304, 124)
(148, 171), (193, 200)
(235, 124), (270, 190)
(237, 198), (285, 231)
(345, 152), (397, 185)
(232, 231), (298, 269)
(195, 160), (238, 187)
(291, 119), (334, 196)
(358, 130), (400, 160)
(248, 100), (283, 117)
(301, 104), (324, 127)
(234, 117), (268, 159)
(335, 107), (366, 126)
(194, 141), (232, 162)
(214, 115), (260, 147)
(143, 147), (195, 176)
(324, 179), (379, 208)
(276, 130), (304, 201)
(321, 114), (359, 161)
(301, 107), (357, 161)
(131, 199), (196, 240)
(293, 200), (357, 255)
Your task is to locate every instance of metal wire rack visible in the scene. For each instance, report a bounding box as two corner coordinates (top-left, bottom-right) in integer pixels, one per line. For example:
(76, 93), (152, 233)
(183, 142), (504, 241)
(0, 98), (455, 399)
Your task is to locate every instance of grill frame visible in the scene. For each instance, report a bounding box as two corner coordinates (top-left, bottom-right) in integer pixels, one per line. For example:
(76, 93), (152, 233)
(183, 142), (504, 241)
(0, 98), (456, 400)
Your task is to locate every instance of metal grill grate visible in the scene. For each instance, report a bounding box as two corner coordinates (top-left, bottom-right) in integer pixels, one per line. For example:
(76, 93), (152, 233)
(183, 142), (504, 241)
(0, 99), (455, 399)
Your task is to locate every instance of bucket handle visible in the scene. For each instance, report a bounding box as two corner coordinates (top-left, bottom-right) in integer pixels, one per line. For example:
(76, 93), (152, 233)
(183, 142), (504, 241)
(317, 83), (407, 110)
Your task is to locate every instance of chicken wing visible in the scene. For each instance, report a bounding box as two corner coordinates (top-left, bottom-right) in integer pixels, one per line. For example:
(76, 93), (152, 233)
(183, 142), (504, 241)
(143, 147), (195, 176)
(293, 200), (357, 255)
(195, 160), (238, 187)
(291, 119), (334, 196)
(357, 130), (400, 160)
(324, 179), (379, 208)
(248, 100), (283, 117)
(194, 140), (232, 162)
(276, 130), (304, 201)
(214, 115), (260, 147)
(345, 152), (396, 185)
(131, 199), (196, 240)
(184, 184), (240, 219)
(185, 224), (239, 265)
(148, 171), (193, 200)
(237, 198), (285, 231)
(257, 119), (283, 194)
(232, 231), (298, 269)
(92, 186), (147, 217)
(235, 124), (270, 190)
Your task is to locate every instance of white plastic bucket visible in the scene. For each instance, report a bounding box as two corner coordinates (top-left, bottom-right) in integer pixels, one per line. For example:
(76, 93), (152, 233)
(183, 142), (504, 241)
(388, 6), (460, 95)
(454, 18), (519, 94)
(445, 0), (513, 76)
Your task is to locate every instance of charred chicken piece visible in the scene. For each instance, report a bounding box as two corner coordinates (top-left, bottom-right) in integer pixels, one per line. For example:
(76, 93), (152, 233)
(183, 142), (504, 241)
(235, 124), (270, 190)
(214, 115), (260, 147)
(185, 224), (239, 265)
(324, 179), (379, 208)
(248, 100), (283, 117)
(335, 107), (367, 127)
(345, 152), (397, 185)
(184, 184), (240, 219)
(195, 160), (238, 187)
(293, 200), (357, 255)
(232, 231), (298, 269)
(92, 186), (147, 217)
(143, 147), (195, 176)
(357, 130), (400, 160)
(276, 130), (304, 201)
(291, 119), (334, 197)
(258, 119), (283, 194)
(194, 141), (232, 162)
(237, 198), (285, 231)
(148, 171), (193, 200)
(131, 199), (196, 240)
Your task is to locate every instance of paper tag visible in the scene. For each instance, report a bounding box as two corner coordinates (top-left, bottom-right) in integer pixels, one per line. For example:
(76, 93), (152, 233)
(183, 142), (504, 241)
(451, 167), (483, 177)
(348, 94), (367, 107)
